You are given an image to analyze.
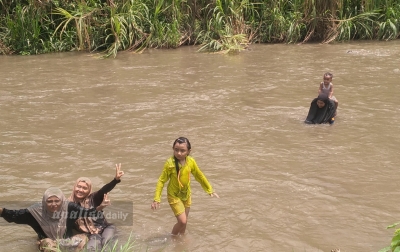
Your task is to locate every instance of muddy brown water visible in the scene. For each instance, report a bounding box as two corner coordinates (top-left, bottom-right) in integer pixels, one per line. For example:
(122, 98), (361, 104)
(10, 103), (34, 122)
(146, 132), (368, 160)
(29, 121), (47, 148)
(1, 40), (400, 252)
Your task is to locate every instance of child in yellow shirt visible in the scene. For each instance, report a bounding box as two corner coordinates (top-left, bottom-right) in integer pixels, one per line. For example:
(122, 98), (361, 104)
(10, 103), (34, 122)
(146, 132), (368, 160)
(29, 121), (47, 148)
(151, 137), (219, 236)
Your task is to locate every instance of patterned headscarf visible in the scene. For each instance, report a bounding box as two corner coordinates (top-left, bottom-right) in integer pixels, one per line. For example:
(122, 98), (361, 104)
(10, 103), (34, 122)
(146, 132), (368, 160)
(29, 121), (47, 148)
(68, 177), (101, 234)
(68, 177), (92, 208)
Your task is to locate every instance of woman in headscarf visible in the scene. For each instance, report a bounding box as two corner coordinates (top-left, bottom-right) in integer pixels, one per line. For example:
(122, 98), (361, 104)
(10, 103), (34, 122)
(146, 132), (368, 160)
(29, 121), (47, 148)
(305, 93), (337, 124)
(69, 163), (124, 251)
(0, 187), (100, 252)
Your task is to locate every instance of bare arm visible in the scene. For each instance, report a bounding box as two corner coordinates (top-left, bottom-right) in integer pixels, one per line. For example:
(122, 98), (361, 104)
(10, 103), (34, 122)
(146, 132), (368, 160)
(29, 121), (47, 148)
(318, 83), (323, 95)
(329, 84), (334, 98)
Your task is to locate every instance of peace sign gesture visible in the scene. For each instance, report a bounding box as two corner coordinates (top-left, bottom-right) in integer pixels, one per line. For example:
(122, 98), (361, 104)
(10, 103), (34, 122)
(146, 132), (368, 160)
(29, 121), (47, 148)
(96, 193), (111, 211)
(115, 163), (124, 181)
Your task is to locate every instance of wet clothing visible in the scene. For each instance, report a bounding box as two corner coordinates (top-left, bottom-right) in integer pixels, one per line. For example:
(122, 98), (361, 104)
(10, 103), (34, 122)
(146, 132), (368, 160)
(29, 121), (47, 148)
(320, 82), (337, 102)
(69, 178), (120, 251)
(153, 156), (214, 205)
(28, 187), (68, 240)
(320, 82), (332, 95)
(86, 224), (116, 251)
(169, 196), (191, 216)
(305, 97), (336, 124)
(70, 178), (120, 235)
(1, 202), (98, 240)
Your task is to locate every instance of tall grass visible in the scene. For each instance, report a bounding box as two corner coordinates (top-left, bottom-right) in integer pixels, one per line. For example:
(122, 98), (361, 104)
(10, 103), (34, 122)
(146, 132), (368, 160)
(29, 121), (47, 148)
(0, 0), (399, 56)
(377, 2), (400, 40)
(3, 4), (47, 55)
(196, 0), (253, 52)
(53, 5), (101, 51)
(258, 0), (306, 43)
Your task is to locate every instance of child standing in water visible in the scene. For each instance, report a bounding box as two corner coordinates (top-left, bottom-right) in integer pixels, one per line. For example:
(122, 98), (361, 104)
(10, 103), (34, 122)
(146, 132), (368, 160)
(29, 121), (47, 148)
(318, 72), (338, 111)
(151, 137), (219, 236)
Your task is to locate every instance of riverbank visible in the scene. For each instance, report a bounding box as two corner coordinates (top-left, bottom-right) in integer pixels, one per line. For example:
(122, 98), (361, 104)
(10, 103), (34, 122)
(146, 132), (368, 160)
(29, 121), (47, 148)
(0, 0), (399, 57)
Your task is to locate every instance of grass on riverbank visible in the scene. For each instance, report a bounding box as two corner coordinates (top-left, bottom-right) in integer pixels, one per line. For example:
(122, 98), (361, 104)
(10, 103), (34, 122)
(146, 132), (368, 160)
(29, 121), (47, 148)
(0, 0), (399, 57)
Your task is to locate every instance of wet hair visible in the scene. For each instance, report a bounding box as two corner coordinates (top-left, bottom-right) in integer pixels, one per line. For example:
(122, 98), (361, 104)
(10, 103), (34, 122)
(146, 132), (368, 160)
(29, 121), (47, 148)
(172, 137), (191, 175)
(324, 72), (333, 79)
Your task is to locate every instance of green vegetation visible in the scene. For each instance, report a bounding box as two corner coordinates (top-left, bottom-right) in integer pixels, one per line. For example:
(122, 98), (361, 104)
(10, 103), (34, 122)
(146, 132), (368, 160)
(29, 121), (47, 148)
(0, 0), (399, 56)
(45, 233), (137, 252)
(380, 222), (400, 252)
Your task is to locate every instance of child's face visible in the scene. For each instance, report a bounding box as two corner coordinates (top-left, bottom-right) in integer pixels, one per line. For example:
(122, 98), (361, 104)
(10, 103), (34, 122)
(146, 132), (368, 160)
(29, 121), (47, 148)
(317, 100), (326, 108)
(173, 142), (190, 161)
(323, 75), (332, 85)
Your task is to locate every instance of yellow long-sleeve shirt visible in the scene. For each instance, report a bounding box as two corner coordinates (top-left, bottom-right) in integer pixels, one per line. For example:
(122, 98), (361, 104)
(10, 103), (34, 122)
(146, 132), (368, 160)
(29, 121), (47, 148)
(153, 156), (213, 203)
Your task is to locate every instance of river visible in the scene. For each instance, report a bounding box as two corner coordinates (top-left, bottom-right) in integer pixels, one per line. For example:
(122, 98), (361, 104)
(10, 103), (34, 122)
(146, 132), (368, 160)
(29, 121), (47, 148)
(1, 40), (400, 252)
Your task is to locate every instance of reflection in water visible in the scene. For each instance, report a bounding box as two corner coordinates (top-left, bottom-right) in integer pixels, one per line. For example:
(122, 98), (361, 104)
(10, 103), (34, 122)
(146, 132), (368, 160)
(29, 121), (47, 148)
(1, 41), (400, 252)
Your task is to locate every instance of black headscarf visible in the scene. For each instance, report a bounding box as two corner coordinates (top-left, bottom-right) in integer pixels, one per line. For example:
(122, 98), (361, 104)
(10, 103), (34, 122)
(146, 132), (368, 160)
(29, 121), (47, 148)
(304, 94), (336, 124)
(317, 93), (329, 102)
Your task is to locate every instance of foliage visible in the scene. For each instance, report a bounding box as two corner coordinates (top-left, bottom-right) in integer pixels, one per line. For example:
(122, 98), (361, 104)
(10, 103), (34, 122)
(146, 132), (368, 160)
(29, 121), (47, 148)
(3, 4), (47, 55)
(196, 0), (254, 52)
(376, 3), (400, 40)
(45, 233), (137, 252)
(323, 11), (379, 43)
(0, 0), (400, 56)
(258, 0), (306, 43)
(379, 222), (400, 252)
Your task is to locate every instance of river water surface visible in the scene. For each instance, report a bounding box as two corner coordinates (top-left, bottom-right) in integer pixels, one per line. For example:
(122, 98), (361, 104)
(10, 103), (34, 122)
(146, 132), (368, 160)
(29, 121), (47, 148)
(1, 41), (400, 252)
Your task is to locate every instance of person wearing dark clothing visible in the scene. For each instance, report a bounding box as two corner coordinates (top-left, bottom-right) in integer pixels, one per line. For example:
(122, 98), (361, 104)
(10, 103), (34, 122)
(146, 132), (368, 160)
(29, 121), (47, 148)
(0, 187), (100, 252)
(305, 93), (337, 124)
(68, 163), (124, 251)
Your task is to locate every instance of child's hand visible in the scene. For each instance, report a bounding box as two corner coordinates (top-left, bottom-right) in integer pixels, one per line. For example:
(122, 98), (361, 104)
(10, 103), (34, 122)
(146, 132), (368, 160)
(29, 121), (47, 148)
(151, 201), (160, 210)
(209, 192), (219, 198)
(96, 193), (111, 211)
(115, 163), (124, 180)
